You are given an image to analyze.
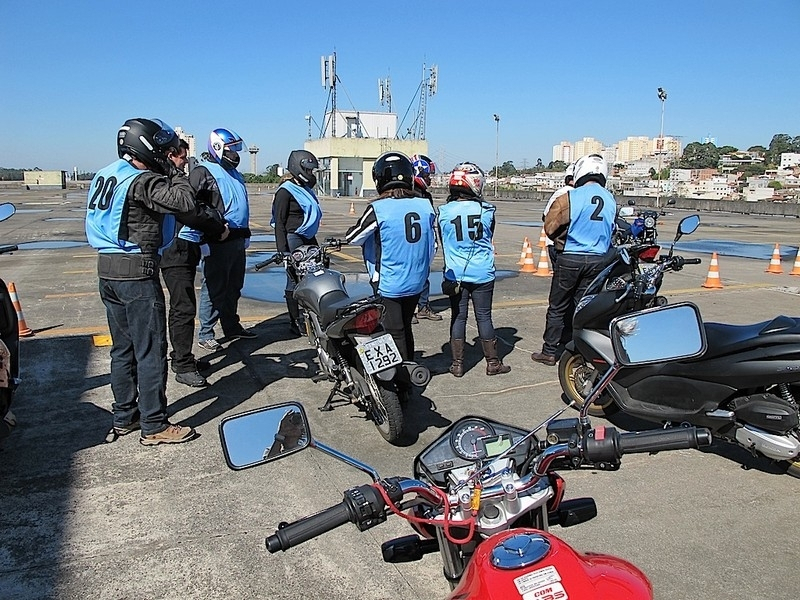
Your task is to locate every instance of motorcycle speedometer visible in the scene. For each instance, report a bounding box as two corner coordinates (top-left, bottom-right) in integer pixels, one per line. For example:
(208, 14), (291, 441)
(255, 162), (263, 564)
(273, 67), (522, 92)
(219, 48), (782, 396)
(291, 249), (306, 262)
(450, 418), (496, 461)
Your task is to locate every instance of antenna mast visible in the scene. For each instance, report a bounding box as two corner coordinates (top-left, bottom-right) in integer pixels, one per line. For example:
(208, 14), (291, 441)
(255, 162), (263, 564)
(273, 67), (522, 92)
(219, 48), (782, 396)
(417, 64), (437, 140)
(321, 52), (338, 137)
(378, 76), (392, 112)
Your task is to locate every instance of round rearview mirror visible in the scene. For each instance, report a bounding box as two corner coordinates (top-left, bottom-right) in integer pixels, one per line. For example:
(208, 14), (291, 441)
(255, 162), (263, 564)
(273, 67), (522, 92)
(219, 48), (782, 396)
(627, 199), (636, 206)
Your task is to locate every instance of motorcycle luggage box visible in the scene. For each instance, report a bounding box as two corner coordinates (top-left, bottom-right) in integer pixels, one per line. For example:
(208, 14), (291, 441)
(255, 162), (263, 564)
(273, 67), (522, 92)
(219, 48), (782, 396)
(729, 394), (799, 435)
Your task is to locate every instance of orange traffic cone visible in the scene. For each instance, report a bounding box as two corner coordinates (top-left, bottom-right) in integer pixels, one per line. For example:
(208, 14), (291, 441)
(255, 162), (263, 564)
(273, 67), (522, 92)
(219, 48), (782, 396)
(766, 244), (783, 274)
(701, 252), (724, 289)
(517, 237), (530, 266)
(533, 246), (553, 277)
(789, 247), (800, 276)
(349, 202), (355, 216)
(538, 226), (548, 248)
(7, 281), (33, 337)
(519, 244), (538, 273)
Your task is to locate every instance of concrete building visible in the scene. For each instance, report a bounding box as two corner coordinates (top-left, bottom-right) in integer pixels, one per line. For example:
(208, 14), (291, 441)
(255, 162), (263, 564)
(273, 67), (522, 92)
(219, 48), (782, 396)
(573, 137), (604, 158)
(23, 170), (66, 188)
(617, 136), (652, 162)
(551, 141), (573, 164)
(174, 127), (196, 158)
(780, 152), (800, 169)
(305, 109), (428, 197)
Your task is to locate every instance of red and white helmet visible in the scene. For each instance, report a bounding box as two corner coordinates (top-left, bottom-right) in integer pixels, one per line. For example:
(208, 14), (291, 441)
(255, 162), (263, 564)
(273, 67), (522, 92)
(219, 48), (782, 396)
(449, 162), (485, 197)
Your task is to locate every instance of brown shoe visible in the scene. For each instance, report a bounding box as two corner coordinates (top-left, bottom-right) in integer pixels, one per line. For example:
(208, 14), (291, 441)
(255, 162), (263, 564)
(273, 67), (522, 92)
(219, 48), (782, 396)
(140, 424), (197, 446)
(417, 306), (443, 321)
(531, 351), (556, 367)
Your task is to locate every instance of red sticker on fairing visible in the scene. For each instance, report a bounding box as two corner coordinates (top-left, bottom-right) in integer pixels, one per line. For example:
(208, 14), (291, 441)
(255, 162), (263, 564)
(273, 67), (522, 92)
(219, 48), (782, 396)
(595, 426), (605, 440)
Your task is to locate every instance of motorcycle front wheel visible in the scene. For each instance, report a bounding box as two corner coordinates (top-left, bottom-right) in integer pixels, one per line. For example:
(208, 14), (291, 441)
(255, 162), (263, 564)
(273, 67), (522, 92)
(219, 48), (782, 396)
(353, 367), (404, 444)
(558, 349), (618, 417)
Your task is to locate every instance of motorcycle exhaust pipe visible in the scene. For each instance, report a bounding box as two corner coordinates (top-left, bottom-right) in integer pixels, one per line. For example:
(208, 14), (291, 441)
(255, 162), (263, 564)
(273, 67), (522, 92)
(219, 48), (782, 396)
(404, 362), (431, 387)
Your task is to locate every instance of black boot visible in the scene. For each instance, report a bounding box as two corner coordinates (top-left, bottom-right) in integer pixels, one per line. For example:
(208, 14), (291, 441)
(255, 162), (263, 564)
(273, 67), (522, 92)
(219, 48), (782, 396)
(285, 293), (301, 336)
(449, 338), (465, 377)
(481, 338), (511, 376)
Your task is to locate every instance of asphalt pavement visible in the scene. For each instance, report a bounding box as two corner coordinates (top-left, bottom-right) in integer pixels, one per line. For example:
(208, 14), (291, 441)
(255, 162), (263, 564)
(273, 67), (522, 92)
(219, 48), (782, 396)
(0, 187), (798, 600)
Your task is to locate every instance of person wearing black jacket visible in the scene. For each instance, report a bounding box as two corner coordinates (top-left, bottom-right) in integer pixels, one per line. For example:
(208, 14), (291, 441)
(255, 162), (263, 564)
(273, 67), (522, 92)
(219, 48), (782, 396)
(160, 140), (229, 387)
(271, 150), (322, 336)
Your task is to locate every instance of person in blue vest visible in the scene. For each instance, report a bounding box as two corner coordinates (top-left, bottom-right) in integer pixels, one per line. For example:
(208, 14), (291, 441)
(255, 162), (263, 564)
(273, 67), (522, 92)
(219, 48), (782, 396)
(411, 154), (443, 324)
(192, 128), (255, 352)
(86, 118), (207, 445)
(271, 149), (322, 336)
(345, 151), (436, 400)
(438, 162), (511, 377)
(531, 153), (617, 366)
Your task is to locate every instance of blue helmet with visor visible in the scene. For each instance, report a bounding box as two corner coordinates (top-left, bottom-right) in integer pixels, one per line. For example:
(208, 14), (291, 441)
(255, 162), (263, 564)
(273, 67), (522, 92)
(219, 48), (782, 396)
(208, 128), (245, 170)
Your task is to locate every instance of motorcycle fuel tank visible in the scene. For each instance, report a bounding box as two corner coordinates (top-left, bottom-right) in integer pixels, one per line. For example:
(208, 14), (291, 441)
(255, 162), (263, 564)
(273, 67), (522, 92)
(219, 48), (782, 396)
(448, 529), (652, 600)
(293, 268), (349, 317)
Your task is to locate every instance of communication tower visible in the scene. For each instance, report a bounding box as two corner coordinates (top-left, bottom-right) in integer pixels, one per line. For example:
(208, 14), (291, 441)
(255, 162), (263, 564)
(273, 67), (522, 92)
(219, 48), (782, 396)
(321, 53), (338, 137)
(248, 145), (259, 174)
(378, 77), (392, 112)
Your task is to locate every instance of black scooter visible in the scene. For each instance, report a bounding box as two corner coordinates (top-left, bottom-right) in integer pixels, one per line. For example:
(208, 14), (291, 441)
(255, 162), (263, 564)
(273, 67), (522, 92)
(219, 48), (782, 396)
(0, 202), (20, 445)
(559, 215), (800, 477)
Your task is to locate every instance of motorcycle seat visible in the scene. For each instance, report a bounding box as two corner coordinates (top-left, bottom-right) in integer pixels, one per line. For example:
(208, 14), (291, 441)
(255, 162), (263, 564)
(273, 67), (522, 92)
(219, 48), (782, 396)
(317, 291), (351, 326)
(703, 316), (800, 358)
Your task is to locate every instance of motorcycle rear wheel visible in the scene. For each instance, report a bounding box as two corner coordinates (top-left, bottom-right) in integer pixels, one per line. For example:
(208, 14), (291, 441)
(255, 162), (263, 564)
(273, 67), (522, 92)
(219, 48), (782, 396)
(558, 350), (618, 417)
(356, 368), (404, 444)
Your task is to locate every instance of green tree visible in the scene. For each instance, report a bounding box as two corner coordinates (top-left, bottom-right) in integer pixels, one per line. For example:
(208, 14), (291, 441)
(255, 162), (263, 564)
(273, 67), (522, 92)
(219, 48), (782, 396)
(768, 180), (783, 190)
(548, 160), (567, 171)
(738, 163), (767, 179)
(717, 145), (738, 155)
(679, 142), (720, 169)
(765, 134), (800, 167)
(748, 145), (767, 154)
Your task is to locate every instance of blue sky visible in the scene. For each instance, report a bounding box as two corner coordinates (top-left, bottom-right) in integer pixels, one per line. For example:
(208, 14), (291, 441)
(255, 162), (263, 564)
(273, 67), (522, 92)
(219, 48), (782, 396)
(2, 1), (797, 174)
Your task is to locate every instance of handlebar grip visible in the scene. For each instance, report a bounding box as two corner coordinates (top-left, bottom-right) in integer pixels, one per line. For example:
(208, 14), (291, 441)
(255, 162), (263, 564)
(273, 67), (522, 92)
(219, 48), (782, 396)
(683, 258), (702, 265)
(0, 245), (18, 254)
(254, 252), (281, 271)
(619, 427), (712, 454)
(266, 501), (352, 553)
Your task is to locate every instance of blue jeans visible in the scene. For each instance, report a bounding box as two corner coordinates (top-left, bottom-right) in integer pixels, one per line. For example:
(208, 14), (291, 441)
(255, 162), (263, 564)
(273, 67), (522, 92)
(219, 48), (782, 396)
(198, 238), (246, 340)
(417, 276), (432, 310)
(99, 277), (169, 436)
(448, 280), (497, 341)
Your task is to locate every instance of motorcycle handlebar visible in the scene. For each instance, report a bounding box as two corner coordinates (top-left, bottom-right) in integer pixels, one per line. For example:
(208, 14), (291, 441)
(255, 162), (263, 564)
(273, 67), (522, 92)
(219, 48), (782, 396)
(682, 258), (702, 265)
(266, 500), (353, 553)
(0, 244), (18, 255)
(581, 426), (712, 463)
(254, 252), (283, 271)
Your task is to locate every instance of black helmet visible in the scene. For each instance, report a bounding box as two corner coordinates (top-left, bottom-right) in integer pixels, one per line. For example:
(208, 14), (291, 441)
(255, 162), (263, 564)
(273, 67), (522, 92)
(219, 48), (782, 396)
(372, 151), (414, 194)
(117, 118), (179, 175)
(287, 150), (319, 188)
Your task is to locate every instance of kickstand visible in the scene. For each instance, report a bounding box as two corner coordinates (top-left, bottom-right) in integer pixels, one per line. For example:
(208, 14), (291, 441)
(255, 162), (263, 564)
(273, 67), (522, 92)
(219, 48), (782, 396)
(319, 381), (352, 412)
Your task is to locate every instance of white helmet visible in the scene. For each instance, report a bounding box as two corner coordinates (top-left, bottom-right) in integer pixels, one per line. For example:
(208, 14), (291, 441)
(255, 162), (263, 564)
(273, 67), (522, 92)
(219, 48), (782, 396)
(573, 153), (608, 187)
(449, 162), (485, 197)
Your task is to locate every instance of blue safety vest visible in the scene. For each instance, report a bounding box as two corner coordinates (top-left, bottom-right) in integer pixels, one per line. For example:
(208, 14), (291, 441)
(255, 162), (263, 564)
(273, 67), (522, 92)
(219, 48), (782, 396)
(438, 199), (496, 284)
(563, 183), (617, 254)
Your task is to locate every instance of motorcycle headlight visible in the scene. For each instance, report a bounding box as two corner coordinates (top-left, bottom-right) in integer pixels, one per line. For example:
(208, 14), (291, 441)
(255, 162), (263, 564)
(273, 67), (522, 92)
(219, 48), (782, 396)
(644, 216), (656, 229)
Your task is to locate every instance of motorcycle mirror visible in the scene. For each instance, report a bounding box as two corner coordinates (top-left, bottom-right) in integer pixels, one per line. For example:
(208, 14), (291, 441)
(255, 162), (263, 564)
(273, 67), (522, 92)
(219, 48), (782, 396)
(667, 198), (676, 205)
(678, 214), (700, 236)
(610, 303), (706, 367)
(618, 206), (635, 218)
(0, 203), (16, 222)
(218, 402), (310, 470)
(627, 199), (636, 206)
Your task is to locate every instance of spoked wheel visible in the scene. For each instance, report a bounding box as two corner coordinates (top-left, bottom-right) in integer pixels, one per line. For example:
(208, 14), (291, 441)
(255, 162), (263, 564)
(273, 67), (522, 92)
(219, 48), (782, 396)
(557, 349), (618, 417)
(353, 368), (404, 444)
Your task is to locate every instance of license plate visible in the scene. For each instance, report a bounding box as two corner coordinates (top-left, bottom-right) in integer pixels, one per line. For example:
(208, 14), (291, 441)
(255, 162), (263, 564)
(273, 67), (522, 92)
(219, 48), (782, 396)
(355, 334), (402, 375)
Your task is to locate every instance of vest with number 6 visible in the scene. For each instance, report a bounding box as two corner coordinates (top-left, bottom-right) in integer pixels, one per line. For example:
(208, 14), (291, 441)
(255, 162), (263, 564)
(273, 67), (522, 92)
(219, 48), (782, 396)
(371, 196), (435, 298)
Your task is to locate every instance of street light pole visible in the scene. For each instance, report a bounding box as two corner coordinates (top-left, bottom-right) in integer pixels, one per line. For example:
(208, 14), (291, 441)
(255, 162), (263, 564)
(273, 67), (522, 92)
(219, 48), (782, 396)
(656, 87), (667, 210)
(493, 114), (500, 198)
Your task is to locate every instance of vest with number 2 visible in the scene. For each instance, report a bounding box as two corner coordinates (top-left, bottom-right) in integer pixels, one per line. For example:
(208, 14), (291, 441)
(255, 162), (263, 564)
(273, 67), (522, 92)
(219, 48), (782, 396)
(563, 183), (616, 255)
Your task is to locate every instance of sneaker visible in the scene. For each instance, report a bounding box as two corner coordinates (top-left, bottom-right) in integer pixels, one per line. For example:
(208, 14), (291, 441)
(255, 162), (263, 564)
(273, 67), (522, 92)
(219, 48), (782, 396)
(411, 314), (419, 325)
(227, 328), (257, 340)
(175, 370), (207, 387)
(531, 351), (557, 367)
(140, 424), (197, 446)
(417, 306), (442, 321)
(105, 419), (140, 443)
(198, 339), (222, 351)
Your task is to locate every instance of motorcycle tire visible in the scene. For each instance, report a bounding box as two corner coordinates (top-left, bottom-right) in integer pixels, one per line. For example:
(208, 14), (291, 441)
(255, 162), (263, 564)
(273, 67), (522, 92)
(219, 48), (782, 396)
(353, 367), (404, 444)
(557, 349), (619, 418)
(785, 458), (800, 479)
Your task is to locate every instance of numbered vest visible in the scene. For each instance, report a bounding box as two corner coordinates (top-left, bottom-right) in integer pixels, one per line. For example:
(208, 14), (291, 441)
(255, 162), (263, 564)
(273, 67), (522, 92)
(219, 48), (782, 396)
(370, 197), (436, 297)
(564, 183), (617, 254)
(438, 200), (496, 284)
(85, 159), (174, 254)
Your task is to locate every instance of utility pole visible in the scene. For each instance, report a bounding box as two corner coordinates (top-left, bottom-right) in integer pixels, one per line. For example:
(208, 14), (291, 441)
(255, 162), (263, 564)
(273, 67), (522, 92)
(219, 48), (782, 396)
(656, 87), (667, 210)
(493, 114), (500, 198)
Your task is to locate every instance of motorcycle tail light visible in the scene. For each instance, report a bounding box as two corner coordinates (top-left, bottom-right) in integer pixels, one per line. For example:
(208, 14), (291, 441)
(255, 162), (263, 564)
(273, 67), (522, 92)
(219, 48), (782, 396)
(351, 307), (382, 334)
(638, 246), (660, 262)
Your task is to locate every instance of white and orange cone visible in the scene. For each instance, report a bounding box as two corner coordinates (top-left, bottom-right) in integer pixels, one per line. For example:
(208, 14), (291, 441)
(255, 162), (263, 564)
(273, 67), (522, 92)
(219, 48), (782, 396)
(349, 202), (355, 216)
(7, 281), (33, 337)
(519, 244), (538, 273)
(538, 226), (548, 248)
(517, 237), (531, 266)
(533, 246), (553, 277)
(790, 247), (800, 276)
(766, 243), (783, 274)
(701, 252), (724, 289)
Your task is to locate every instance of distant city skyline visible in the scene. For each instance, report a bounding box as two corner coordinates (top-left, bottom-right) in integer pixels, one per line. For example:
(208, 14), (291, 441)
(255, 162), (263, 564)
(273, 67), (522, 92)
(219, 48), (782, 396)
(1, 1), (796, 174)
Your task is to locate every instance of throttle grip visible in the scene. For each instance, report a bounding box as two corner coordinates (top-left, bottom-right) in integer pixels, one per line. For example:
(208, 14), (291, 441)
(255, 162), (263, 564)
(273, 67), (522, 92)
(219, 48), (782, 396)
(266, 501), (353, 553)
(619, 427), (712, 454)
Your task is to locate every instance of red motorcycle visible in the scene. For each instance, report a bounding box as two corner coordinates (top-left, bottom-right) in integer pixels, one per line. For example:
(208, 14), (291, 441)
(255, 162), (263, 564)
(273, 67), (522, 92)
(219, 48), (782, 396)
(219, 302), (712, 599)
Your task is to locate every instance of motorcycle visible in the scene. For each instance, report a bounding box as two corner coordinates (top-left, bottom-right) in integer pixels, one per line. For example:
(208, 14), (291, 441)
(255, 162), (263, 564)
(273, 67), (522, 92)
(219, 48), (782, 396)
(613, 205), (660, 247)
(219, 303), (713, 599)
(254, 239), (430, 444)
(559, 214), (800, 478)
(0, 202), (20, 444)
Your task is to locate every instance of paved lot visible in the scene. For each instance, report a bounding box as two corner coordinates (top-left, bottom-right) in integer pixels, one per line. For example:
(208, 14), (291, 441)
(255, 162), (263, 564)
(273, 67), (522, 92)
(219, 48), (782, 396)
(0, 187), (798, 599)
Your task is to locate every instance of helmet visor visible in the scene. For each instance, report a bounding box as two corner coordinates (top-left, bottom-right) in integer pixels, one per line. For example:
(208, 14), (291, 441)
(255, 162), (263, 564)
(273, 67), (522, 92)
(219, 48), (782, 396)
(151, 119), (177, 147)
(224, 130), (246, 153)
